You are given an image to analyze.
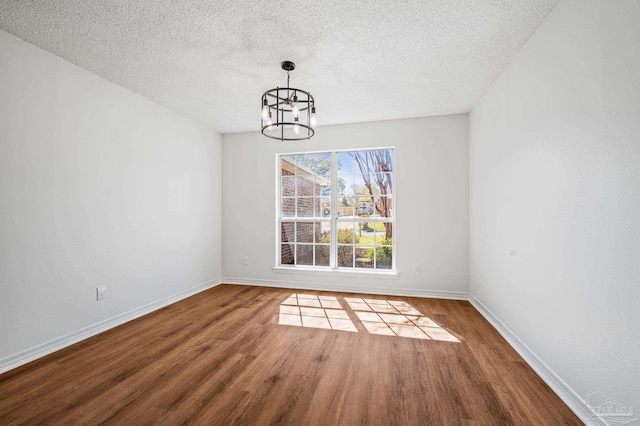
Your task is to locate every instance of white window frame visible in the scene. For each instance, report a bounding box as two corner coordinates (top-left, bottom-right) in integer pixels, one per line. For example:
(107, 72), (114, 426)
(274, 147), (397, 276)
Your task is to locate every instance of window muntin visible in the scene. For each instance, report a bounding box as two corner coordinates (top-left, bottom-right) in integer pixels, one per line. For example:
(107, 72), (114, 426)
(278, 148), (394, 271)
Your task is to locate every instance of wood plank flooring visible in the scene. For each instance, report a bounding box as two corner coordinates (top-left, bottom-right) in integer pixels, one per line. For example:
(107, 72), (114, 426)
(0, 284), (581, 425)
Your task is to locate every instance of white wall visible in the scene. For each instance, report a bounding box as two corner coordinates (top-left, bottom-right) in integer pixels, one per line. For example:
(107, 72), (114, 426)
(470, 0), (640, 415)
(0, 30), (222, 366)
(222, 115), (469, 297)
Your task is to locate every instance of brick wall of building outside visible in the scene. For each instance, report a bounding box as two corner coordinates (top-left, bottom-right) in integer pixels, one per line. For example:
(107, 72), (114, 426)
(281, 168), (323, 265)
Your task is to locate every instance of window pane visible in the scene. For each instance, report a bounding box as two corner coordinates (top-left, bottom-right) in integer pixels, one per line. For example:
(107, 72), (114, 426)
(338, 245), (354, 267)
(373, 173), (392, 194)
(338, 174), (354, 195)
(312, 153), (331, 174)
(281, 222), (295, 243)
(281, 156), (296, 177)
(355, 246), (374, 269)
(336, 222), (355, 244)
(313, 197), (322, 217)
(315, 245), (330, 266)
(347, 151), (372, 175)
(355, 200), (374, 217)
(314, 154), (331, 195)
(371, 232), (389, 245)
(297, 153), (330, 175)
(377, 196), (393, 218)
(318, 182), (330, 197)
(352, 174), (370, 195)
(376, 246), (393, 269)
(357, 222), (382, 245)
(296, 175), (314, 197)
(353, 180), (370, 197)
(315, 222), (331, 244)
(282, 198), (295, 217)
(296, 197), (314, 217)
(380, 223), (392, 242)
(380, 149), (393, 171)
(281, 176), (295, 197)
(371, 196), (380, 218)
(321, 197), (331, 217)
(281, 243), (295, 265)
(356, 195), (373, 206)
(336, 175), (349, 197)
(337, 196), (354, 218)
(296, 223), (314, 243)
(297, 244), (313, 266)
(296, 154), (313, 169)
(337, 152), (355, 173)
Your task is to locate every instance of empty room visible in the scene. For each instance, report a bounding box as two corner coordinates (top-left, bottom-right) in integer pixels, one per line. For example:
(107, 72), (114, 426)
(1, 0), (638, 424)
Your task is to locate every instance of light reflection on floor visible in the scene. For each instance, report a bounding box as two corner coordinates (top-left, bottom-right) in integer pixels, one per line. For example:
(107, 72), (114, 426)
(279, 294), (358, 332)
(278, 294), (460, 342)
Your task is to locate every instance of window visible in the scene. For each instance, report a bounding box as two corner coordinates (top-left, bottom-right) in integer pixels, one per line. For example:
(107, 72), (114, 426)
(278, 148), (394, 272)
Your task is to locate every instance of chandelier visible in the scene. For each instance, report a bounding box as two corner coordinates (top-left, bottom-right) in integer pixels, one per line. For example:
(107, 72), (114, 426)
(261, 61), (317, 141)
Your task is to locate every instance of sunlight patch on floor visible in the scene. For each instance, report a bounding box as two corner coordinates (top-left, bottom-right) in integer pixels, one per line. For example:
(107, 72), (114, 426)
(279, 294), (358, 332)
(347, 297), (459, 342)
(279, 294), (460, 342)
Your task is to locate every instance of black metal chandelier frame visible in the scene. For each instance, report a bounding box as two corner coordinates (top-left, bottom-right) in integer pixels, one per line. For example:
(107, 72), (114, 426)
(261, 61), (316, 141)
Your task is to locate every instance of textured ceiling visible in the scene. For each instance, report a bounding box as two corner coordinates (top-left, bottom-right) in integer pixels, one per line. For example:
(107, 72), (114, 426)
(0, 0), (557, 134)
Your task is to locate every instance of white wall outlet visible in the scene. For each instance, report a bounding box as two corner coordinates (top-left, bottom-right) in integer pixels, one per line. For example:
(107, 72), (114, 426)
(414, 263), (421, 274)
(243, 257), (248, 266)
(96, 286), (106, 301)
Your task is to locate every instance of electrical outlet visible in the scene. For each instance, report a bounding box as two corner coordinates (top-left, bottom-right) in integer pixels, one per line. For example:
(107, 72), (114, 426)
(414, 264), (421, 274)
(96, 286), (106, 301)
(243, 257), (248, 266)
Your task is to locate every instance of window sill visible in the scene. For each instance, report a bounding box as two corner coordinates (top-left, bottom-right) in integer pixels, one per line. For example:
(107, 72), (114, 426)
(272, 266), (399, 279)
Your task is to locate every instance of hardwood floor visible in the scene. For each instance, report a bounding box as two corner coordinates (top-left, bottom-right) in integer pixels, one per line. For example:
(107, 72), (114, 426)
(0, 284), (580, 425)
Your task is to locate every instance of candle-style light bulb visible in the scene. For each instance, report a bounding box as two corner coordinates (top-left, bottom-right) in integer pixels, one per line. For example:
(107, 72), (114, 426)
(310, 106), (317, 128)
(293, 117), (300, 135)
(291, 94), (299, 118)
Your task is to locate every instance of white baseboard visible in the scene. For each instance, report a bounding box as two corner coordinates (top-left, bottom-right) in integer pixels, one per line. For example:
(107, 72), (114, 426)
(468, 294), (602, 425)
(0, 278), (222, 375)
(222, 276), (469, 300)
